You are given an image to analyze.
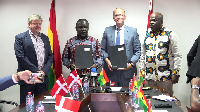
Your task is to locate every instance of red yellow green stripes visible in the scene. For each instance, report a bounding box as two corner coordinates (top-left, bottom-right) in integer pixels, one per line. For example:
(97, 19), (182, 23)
(136, 87), (150, 112)
(138, 70), (145, 86)
(132, 75), (138, 92)
(48, 0), (62, 90)
(98, 68), (109, 86)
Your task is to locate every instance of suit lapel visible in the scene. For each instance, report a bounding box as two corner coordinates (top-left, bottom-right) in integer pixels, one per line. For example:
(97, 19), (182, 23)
(26, 30), (37, 57)
(124, 25), (129, 45)
(41, 34), (48, 62)
(111, 25), (116, 45)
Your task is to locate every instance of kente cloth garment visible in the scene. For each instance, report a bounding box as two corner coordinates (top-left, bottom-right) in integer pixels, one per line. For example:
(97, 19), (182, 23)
(62, 36), (103, 76)
(140, 27), (182, 81)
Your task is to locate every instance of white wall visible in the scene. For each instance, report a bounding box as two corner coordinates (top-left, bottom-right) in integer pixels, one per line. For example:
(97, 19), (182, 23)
(0, 0), (199, 111)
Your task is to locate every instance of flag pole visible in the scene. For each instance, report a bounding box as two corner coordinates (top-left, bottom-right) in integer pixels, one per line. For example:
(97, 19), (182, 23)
(77, 70), (91, 112)
(80, 83), (91, 112)
(138, 86), (140, 105)
(53, 0), (56, 21)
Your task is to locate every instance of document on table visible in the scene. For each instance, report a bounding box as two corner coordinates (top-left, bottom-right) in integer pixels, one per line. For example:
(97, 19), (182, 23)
(152, 94), (177, 101)
(42, 96), (73, 104)
(42, 96), (56, 104)
(110, 87), (122, 91)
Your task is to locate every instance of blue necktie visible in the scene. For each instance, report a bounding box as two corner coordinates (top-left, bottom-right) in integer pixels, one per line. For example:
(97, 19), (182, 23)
(116, 28), (121, 45)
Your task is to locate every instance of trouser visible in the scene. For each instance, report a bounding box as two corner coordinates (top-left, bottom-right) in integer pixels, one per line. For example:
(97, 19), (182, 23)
(20, 83), (48, 104)
(107, 70), (131, 87)
(145, 80), (173, 95)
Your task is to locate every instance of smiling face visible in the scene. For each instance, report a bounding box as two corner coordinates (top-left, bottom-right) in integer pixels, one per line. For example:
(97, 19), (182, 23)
(113, 8), (126, 28)
(76, 19), (89, 40)
(149, 12), (163, 33)
(28, 19), (42, 36)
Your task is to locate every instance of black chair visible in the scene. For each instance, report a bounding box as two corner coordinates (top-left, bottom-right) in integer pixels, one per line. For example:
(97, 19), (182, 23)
(0, 100), (18, 106)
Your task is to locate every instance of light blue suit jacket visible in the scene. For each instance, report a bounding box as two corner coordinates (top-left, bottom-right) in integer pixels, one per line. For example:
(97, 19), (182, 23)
(0, 75), (16, 91)
(101, 25), (141, 79)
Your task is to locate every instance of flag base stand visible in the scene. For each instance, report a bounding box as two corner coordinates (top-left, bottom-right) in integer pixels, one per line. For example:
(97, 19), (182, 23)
(132, 103), (139, 109)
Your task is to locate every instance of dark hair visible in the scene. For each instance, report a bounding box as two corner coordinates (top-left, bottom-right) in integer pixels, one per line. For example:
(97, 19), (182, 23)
(76, 19), (89, 27)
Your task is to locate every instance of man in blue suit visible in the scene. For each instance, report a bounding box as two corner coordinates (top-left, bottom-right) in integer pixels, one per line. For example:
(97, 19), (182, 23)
(0, 70), (33, 91)
(14, 14), (53, 104)
(101, 8), (141, 87)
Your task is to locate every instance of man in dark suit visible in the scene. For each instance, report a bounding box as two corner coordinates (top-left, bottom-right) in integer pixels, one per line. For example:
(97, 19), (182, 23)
(14, 14), (53, 104)
(0, 70), (33, 91)
(187, 35), (200, 83)
(101, 8), (141, 87)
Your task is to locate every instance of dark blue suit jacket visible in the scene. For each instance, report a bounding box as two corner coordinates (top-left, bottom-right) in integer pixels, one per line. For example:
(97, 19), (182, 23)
(0, 75), (16, 91)
(101, 25), (141, 79)
(14, 30), (53, 85)
(187, 35), (200, 82)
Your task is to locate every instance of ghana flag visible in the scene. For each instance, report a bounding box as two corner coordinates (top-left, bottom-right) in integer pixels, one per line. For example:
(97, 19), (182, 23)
(136, 87), (150, 112)
(48, 0), (62, 90)
(132, 75), (138, 92)
(138, 70), (145, 86)
(98, 68), (109, 86)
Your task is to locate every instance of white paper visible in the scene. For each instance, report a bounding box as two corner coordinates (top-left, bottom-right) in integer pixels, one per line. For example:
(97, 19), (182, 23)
(42, 100), (56, 104)
(84, 48), (90, 51)
(91, 72), (98, 76)
(152, 94), (177, 101)
(110, 87), (122, 91)
(42, 96), (73, 104)
(118, 47), (124, 51)
(44, 96), (54, 99)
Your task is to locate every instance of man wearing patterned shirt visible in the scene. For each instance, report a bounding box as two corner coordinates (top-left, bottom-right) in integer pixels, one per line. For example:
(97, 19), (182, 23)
(140, 12), (182, 95)
(14, 14), (53, 104)
(62, 19), (103, 77)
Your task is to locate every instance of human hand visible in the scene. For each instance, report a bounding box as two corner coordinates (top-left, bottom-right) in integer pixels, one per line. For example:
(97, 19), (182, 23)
(105, 58), (112, 71)
(90, 64), (98, 69)
(71, 64), (79, 70)
(191, 77), (200, 87)
(117, 63), (133, 70)
(38, 70), (45, 76)
(18, 70), (35, 84)
(171, 75), (180, 84)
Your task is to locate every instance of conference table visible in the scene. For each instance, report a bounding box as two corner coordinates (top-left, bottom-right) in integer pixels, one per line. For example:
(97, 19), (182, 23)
(10, 87), (191, 112)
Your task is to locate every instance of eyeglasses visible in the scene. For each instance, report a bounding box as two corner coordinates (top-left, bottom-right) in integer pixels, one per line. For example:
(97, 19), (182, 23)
(31, 23), (42, 26)
(114, 14), (124, 17)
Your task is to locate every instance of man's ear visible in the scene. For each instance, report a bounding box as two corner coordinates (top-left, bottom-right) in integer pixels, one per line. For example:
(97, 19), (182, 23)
(28, 23), (30, 27)
(161, 20), (163, 24)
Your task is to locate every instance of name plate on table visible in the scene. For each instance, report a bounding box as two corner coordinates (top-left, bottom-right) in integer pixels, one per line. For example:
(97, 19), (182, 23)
(108, 44), (127, 69)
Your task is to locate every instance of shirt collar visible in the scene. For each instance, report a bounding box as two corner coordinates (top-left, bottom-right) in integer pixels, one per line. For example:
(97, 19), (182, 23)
(75, 35), (89, 41)
(29, 30), (41, 37)
(116, 25), (125, 31)
(150, 27), (165, 35)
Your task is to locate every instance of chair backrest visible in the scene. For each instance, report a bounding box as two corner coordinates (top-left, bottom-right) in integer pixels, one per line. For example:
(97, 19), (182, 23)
(0, 100), (18, 106)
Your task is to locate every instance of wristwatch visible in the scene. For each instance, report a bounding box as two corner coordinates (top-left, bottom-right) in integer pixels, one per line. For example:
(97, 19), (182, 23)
(16, 73), (20, 81)
(192, 85), (199, 89)
(130, 63), (134, 68)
